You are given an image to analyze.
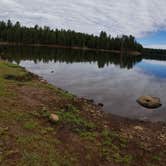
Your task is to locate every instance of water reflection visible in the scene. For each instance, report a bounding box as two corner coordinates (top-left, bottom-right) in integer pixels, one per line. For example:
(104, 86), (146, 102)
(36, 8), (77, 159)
(0, 46), (166, 122)
(0, 46), (142, 69)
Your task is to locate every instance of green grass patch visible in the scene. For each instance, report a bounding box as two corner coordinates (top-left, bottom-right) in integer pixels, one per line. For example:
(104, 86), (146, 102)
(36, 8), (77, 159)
(0, 78), (6, 96)
(152, 155), (161, 161)
(100, 128), (132, 164)
(3, 72), (33, 82)
(20, 150), (42, 166)
(23, 120), (39, 130)
(79, 131), (98, 141)
(17, 135), (41, 145)
(56, 105), (96, 133)
(113, 153), (133, 165)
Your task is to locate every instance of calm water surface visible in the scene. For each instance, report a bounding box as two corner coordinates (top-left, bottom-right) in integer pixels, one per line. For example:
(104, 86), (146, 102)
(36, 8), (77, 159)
(1, 46), (166, 122)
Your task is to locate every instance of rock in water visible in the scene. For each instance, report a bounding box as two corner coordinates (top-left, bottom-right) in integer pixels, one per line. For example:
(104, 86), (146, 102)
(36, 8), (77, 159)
(137, 96), (162, 109)
(49, 114), (59, 123)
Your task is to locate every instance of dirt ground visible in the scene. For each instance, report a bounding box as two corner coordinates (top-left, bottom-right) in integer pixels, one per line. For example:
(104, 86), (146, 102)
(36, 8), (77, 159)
(0, 61), (165, 166)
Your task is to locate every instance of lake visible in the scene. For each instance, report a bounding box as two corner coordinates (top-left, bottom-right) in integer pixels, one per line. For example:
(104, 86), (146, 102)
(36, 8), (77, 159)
(0, 46), (166, 122)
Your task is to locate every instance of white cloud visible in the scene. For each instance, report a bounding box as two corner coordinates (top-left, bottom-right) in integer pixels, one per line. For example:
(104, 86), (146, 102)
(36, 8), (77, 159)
(0, 0), (166, 38)
(142, 60), (166, 66)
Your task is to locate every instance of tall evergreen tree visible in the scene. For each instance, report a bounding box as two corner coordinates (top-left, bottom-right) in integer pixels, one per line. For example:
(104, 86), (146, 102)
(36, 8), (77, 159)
(0, 20), (143, 52)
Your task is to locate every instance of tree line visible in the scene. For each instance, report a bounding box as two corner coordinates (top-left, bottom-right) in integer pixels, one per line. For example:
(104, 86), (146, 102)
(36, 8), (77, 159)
(0, 46), (142, 69)
(0, 20), (143, 51)
(143, 48), (166, 55)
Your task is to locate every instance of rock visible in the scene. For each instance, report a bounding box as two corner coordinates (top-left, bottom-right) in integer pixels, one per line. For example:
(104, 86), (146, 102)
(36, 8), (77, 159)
(98, 103), (104, 107)
(86, 99), (94, 103)
(49, 114), (59, 123)
(134, 126), (144, 131)
(40, 79), (47, 84)
(42, 107), (48, 112)
(137, 96), (162, 109)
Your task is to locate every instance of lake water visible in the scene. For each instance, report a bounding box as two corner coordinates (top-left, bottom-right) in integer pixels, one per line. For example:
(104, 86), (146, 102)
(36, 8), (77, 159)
(0, 46), (166, 122)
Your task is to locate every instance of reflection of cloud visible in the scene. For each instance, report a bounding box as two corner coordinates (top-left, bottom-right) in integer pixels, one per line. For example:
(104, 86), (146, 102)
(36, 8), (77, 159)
(0, 0), (166, 37)
(135, 59), (166, 79)
(142, 60), (166, 66)
(144, 44), (166, 49)
(20, 60), (166, 121)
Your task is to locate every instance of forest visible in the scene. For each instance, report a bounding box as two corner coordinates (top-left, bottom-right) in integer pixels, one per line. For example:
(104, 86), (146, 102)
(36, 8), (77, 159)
(0, 20), (143, 51)
(0, 45), (142, 69)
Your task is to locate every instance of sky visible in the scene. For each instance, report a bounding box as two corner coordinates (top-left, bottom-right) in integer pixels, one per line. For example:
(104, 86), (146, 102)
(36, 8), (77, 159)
(0, 0), (166, 49)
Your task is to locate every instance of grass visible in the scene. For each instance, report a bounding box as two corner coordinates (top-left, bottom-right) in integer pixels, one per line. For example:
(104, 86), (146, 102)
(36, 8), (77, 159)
(100, 128), (132, 164)
(23, 120), (39, 130)
(0, 60), (165, 166)
(79, 131), (98, 141)
(113, 153), (133, 164)
(0, 62), (27, 78)
(0, 77), (6, 96)
(17, 135), (41, 145)
(152, 155), (161, 162)
(20, 151), (41, 166)
(0, 61), (30, 97)
(56, 104), (96, 133)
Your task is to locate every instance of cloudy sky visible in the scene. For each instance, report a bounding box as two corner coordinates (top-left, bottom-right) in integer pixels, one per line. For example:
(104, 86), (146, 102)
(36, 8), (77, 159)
(0, 0), (166, 48)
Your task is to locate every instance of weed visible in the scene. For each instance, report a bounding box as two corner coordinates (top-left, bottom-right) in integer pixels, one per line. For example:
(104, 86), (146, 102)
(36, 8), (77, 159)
(23, 120), (38, 130)
(21, 151), (41, 166)
(152, 155), (161, 161)
(56, 107), (96, 133)
(80, 131), (97, 141)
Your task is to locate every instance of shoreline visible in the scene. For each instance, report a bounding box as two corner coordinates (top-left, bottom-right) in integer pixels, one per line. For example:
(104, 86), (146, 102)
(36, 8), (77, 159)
(0, 60), (165, 165)
(0, 42), (141, 56)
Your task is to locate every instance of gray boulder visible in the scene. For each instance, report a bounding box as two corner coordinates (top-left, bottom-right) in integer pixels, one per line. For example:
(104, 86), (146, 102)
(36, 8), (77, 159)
(137, 96), (162, 109)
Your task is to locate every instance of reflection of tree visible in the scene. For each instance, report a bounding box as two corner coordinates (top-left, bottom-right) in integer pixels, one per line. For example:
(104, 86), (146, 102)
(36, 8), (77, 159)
(0, 46), (143, 69)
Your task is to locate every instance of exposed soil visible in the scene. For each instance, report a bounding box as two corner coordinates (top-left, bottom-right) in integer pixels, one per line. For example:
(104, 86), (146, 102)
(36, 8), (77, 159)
(0, 61), (165, 166)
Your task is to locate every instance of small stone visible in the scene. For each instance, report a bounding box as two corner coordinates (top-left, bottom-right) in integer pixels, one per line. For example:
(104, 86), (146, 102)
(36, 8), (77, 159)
(42, 107), (48, 112)
(40, 79), (47, 83)
(104, 125), (108, 129)
(137, 96), (162, 109)
(87, 99), (94, 103)
(98, 103), (104, 107)
(49, 114), (59, 123)
(134, 126), (144, 131)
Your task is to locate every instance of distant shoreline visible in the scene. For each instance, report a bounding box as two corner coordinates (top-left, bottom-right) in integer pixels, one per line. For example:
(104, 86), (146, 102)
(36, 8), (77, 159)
(0, 42), (141, 56)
